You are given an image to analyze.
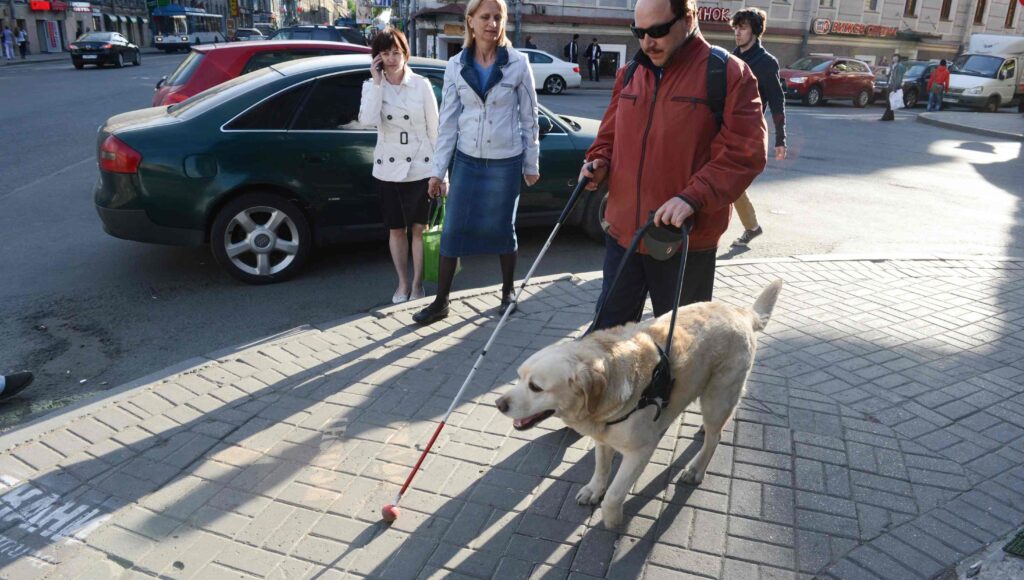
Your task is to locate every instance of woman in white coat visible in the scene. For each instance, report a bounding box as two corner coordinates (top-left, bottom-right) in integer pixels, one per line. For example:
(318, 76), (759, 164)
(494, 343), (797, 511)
(358, 28), (440, 303)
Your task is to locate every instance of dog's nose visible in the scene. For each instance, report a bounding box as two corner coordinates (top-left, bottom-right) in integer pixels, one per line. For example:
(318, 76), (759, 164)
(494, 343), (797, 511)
(495, 396), (509, 414)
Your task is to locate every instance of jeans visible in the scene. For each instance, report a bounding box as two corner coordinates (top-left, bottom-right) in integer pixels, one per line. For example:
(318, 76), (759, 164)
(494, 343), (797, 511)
(2, 42), (13, 60)
(593, 234), (717, 330)
(927, 89), (943, 112)
(588, 59), (600, 82)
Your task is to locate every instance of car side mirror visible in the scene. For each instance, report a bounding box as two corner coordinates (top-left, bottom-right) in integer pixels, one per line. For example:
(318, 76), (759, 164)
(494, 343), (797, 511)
(539, 115), (553, 138)
(156, 76), (166, 90)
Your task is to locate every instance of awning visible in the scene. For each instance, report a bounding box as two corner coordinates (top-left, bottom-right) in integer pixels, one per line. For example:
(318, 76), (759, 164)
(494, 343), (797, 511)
(128, 15), (137, 23)
(119, 15), (127, 22)
(141, 17), (148, 23)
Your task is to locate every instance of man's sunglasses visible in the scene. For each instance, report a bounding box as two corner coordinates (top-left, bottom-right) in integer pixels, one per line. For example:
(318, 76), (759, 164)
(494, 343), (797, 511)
(630, 14), (683, 39)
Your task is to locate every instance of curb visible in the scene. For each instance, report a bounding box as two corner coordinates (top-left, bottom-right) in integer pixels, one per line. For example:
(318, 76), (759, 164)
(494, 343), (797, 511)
(916, 112), (1024, 142)
(4, 255), (1023, 450)
(1, 48), (165, 68)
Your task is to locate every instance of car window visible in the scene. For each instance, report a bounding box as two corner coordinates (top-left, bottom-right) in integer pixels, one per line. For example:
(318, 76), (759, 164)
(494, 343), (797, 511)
(165, 51), (205, 86)
(169, 67), (280, 118)
(338, 29), (365, 44)
(241, 50), (325, 75)
(530, 52), (553, 64)
(292, 72), (370, 130)
(225, 82), (312, 130)
(906, 63), (927, 77)
(272, 29), (312, 40)
(312, 29), (336, 41)
(1001, 60), (1016, 80)
(78, 32), (114, 42)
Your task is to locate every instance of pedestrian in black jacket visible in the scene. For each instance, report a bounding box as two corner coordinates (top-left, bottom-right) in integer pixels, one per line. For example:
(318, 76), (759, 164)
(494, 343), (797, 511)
(729, 7), (786, 248)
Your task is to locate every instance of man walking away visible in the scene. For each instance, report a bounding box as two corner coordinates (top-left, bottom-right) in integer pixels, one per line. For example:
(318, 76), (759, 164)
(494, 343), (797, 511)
(564, 34), (579, 67)
(16, 27), (27, 59)
(524, 35), (537, 49)
(2, 26), (14, 61)
(579, 0), (767, 330)
(586, 37), (603, 81)
(927, 59), (950, 113)
(729, 7), (785, 248)
(881, 54), (905, 121)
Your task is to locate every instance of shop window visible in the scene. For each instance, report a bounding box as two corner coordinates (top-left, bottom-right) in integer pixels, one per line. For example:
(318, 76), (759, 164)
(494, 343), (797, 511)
(1006, 0), (1017, 28)
(974, 0), (986, 24)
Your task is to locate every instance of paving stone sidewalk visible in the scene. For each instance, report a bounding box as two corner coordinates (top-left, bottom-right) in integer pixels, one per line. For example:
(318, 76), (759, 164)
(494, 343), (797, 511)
(1, 257), (1023, 580)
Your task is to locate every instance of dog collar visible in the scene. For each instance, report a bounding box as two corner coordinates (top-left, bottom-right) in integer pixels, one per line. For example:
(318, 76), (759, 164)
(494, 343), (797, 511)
(606, 345), (673, 426)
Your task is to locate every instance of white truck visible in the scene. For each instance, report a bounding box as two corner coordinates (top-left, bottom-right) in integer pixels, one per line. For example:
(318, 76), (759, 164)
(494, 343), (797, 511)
(945, 33), (1024, 112)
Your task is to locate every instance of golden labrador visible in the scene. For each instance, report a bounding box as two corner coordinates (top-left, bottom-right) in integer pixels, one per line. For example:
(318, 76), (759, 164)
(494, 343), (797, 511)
(496, 280), (783, 528)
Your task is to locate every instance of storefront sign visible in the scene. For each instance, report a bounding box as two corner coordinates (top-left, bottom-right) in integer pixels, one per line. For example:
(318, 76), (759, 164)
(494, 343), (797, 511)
(44, 20), (61, 52)
(71, 1), (91, 12)
(50, 0), (68, 10)
(812, 18), (897, 38)
(697, 7), (731, 22)
(229, 0), (238, 17)
(29, 1), (51, 11)
(443, 23), (464, 36)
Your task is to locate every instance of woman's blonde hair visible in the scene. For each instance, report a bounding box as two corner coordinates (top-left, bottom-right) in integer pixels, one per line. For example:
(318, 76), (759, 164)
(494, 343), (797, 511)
(462, 0), (512, 49)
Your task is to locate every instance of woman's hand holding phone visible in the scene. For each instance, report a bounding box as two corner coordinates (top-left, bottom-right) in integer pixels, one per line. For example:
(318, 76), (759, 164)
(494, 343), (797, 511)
(370, 55), (384, 84)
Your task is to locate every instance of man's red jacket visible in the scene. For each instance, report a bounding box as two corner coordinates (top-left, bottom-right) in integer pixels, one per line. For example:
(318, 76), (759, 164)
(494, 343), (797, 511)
(586, 33), (768, 253)
(928, 65), (950, 92)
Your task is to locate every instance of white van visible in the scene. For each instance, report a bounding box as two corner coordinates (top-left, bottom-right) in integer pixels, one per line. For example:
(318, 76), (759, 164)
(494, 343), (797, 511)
(945, 34), (1024, 112)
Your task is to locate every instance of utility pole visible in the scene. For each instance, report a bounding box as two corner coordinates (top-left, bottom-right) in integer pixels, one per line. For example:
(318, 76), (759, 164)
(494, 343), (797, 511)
(512, 0), (521, 47)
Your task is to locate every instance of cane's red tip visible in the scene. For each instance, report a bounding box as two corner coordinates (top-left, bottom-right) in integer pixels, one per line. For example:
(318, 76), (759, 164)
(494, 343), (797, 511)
(381, 504), (400, 523)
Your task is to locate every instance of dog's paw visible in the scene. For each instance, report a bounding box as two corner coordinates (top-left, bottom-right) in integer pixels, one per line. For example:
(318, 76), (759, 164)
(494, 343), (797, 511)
(600, 501), (624, 529)
(679, 465), (705, 485)
(576, 484), (605, 505)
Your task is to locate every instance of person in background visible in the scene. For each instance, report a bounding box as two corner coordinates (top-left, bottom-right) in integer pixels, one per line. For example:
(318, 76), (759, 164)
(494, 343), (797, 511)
(16, 27), (27, 59)
(565, 33), (579, 67)
(413, 0), (541, 325)
(585, 37), (603, 81)
(580, 0), (767, 330)
(881, 54), (905, 121)
(927, 59), (950, 113)
(358, 27), (439, 304)
(729, 7), (786, 248)
(0, 371), (33, 402)
(524, 35), (537, 49)
(2, 26), (14, 61)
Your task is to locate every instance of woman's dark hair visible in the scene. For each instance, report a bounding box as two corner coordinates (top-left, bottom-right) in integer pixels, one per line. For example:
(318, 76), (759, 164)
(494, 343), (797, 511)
(730, 7), (767, 37)
(371, 27), (410, 60)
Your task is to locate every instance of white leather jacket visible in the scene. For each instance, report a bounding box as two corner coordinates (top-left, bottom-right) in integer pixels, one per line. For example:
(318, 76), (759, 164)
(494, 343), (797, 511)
(358, 68), (439, 183)
(431, 46), (540, 180)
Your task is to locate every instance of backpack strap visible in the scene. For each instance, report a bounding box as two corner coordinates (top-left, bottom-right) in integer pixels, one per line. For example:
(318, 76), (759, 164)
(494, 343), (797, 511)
(622, 58), (641, 89)
(706, 45), (729, 131)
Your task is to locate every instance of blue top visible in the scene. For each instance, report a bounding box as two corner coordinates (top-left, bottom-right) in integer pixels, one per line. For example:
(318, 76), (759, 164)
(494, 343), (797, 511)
(471, 59), (494, 95)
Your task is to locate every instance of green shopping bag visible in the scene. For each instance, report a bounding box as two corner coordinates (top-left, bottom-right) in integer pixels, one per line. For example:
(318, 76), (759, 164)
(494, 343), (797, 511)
(423, 198), (460, 283)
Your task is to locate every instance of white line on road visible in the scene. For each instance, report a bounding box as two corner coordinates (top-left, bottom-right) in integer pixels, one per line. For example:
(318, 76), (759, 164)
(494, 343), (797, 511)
(2, 157), (94, 200)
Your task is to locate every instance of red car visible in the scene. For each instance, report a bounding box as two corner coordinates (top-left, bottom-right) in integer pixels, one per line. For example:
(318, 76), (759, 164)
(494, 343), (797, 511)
(779, 56), (875, 107)
(152, 40), (371, 106)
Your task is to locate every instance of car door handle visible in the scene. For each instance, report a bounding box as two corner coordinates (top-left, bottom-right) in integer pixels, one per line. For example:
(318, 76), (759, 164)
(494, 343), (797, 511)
(303, 153), (329, 164)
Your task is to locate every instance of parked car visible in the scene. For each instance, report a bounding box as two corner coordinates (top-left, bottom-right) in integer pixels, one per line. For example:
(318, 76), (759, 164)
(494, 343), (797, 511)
(520, 48), (582, 95)
(232, 28), (265, 42)
(899, 60), (938, 108)
(253, 23), (276, 37)
(779, 56), (874, 107)
(70, 32), (142, 69)
(269, 25), (366, 46)
(97, 55), (602, 284)
(871, 65), (889, 104)
(152, 40), (370, 106)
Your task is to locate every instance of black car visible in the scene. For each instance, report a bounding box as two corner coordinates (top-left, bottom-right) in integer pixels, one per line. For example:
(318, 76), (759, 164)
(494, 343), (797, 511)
(901, 60), (940, 108)
(269, 25), (366, 46)
(70, 32), (141, 69)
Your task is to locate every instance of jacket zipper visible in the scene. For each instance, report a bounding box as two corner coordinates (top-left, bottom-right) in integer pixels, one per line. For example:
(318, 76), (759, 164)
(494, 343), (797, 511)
(635, 70), (662, 230)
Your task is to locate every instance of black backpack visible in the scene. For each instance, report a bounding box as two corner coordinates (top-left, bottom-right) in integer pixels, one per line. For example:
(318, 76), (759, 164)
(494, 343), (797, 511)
(622, 45), (730, 130)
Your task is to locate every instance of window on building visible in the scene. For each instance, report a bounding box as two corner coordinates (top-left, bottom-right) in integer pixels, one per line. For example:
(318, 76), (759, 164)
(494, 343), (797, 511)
(940, 0), (953, 20)
(904, 0), (917, 17)
(974, 0), (986, 24)
(1006, 0), (1017, 28)
(866, 0), (879, 12)
(819, 0), (834, 7)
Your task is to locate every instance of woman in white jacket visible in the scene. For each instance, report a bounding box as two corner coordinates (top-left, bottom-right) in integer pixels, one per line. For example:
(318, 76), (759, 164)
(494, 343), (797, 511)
(358, 28), (440, 304)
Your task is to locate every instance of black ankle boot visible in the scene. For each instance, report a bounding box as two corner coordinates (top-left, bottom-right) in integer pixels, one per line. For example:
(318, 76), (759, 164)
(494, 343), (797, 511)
(413, 300), (449, 325)
(498, 292), (516, 316)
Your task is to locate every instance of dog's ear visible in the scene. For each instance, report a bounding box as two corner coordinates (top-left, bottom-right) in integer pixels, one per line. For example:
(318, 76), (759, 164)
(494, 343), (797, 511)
(573, 357), (608, 416)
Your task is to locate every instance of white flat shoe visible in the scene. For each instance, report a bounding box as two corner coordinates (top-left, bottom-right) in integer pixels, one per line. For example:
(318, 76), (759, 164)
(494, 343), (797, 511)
(410, 287), (425, 300)
(392, 291), (409, 304)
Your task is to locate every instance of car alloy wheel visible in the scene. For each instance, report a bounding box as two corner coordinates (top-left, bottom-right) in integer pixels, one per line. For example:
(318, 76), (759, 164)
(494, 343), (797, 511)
(853, 88), (870, 108)
(804, 86), (821, 106)
(211, 194), (311, 284)
(134, 51), (141, 66)
(544, 75), (566, 95)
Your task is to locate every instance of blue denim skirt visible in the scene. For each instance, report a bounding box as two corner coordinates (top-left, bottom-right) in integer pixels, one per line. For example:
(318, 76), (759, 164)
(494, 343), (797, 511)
(441, 150), (523, 257)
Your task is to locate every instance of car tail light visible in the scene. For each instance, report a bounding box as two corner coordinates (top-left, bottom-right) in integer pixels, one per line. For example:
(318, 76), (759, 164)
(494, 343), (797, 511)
(573, 66), (580, 73)
(99, 135), (142, 174)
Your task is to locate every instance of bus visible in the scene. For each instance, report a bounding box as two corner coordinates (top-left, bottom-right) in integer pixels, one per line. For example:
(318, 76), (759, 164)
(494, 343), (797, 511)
(152, 6), (226, 52)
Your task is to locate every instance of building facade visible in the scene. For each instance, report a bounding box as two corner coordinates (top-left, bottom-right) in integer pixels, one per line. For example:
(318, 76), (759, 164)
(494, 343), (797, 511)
(410, 0), (1024, 70)
(2, 0), (148, 54)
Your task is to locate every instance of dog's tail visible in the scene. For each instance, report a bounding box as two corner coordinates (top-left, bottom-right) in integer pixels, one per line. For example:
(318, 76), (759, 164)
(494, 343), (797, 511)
(750, 279), (784, 332)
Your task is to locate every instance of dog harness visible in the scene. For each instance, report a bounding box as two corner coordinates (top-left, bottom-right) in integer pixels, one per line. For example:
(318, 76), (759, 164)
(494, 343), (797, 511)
(587, 215), (692, 427)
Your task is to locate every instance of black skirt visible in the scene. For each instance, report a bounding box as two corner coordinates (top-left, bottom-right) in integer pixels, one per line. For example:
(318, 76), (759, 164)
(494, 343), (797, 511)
(376, 178), (430, 229)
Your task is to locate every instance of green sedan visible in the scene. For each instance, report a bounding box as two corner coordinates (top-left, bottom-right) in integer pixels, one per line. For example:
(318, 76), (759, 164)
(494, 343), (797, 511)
(94, 55), (605, 284)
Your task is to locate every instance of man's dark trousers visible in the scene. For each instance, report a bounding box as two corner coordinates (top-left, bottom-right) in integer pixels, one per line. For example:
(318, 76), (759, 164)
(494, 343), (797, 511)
(593, 234), (716, 330)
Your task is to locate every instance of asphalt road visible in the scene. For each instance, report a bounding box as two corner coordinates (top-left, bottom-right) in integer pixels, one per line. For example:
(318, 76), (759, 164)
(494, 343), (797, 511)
(1, 54), (1021, 428)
